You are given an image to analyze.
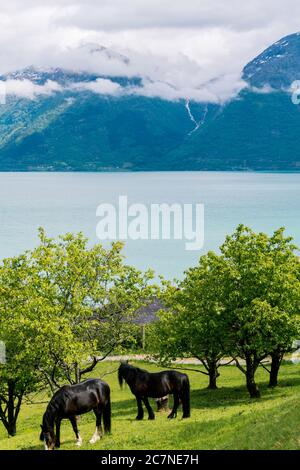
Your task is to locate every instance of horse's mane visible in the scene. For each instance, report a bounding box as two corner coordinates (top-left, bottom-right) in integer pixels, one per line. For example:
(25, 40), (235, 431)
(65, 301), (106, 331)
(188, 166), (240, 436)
(118, 363), (149, 388)
(128, 364), (148, 373)
(121, 363), (149, 374)
(42, 385), (70, 430)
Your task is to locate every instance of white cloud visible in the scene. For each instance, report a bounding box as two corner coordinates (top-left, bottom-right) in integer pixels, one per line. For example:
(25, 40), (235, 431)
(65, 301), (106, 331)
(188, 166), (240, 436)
(129, 74), (247, 103)
(250, 84), (277, 94)
(0, 75), (248, 104)
(72, 78), (122, 96)
(0, 1), (300, 102)
(2, 79), (62, 99)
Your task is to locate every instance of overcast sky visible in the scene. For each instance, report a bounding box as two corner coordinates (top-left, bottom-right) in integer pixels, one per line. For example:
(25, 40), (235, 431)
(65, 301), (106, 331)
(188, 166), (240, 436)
(1, 0), (300, 102)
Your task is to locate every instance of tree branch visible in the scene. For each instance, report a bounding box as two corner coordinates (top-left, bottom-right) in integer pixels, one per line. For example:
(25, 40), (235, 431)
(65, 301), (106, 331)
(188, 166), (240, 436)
(79, 347), (115, 379)
(259, 362), (271, 374)
(233, 356), (246, 375)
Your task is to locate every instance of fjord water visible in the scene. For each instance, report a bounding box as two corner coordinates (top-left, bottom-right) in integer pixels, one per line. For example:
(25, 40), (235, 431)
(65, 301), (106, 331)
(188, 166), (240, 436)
(0, 172), (299, 279)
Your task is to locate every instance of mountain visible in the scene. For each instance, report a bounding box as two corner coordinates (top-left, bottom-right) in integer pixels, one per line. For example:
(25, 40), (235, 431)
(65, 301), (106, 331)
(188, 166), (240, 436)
(0, 67), (209, 171)
(1, 33), (300, 171)
(163, 91), (300, 171)
(243, 32), (300, 89)
(164, 32), (300, 171)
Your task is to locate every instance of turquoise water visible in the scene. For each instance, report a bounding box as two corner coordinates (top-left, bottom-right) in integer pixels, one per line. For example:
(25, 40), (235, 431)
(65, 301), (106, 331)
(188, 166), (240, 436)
(0, 172), (299, 279)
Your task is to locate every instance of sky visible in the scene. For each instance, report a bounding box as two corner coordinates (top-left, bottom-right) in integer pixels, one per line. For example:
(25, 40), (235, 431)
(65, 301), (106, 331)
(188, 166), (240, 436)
(1, 0), (300, 103)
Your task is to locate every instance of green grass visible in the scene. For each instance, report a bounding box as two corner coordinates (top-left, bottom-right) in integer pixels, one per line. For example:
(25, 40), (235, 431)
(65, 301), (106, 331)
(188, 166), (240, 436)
(1, 361), (300, 450)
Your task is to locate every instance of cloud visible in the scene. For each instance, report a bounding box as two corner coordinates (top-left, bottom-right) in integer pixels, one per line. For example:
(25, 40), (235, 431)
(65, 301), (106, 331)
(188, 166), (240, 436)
(1, 79), (62, 99)
(1, 1), (300, 103)
(129, 74), (247, 103)
(1, 75), (247, 104)
(250, 84), (277, 94)
(71, 78), (122, 96)
(1, 77), (121, 100)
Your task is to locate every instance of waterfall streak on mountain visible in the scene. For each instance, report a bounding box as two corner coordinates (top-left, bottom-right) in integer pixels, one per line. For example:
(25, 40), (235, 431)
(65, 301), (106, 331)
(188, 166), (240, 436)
(185, 100), (208, 135)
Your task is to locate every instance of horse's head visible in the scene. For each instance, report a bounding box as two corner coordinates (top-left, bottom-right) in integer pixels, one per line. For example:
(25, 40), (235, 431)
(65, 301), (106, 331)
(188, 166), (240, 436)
(40, 423), (55, 450)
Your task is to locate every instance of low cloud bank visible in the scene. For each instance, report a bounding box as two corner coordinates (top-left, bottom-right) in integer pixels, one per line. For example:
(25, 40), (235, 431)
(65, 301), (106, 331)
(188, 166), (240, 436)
(0, 74), (248, 104)
(1, 79), (62, 99)
(1, 1), (300, 105)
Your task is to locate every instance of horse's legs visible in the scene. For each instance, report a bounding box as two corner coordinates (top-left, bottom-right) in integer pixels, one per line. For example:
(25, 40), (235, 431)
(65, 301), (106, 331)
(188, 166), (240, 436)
(168, 393), (179, 419)
(179, 391), (190, 419)
(55, 418), (62, 448)
(135, 396), (144, 420)
(142, 397), (155, 420)
(90, 407), (103, 444)
(69, 416), (82, 447)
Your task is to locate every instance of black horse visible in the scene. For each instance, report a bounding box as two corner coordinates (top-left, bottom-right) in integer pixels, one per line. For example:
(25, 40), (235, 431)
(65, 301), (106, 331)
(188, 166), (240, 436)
(40, 378), (111, 450)
(118, 362), (190, 420)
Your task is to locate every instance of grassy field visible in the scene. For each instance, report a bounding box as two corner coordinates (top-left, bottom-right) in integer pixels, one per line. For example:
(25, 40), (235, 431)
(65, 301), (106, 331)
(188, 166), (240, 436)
(1, 361), (300, 450)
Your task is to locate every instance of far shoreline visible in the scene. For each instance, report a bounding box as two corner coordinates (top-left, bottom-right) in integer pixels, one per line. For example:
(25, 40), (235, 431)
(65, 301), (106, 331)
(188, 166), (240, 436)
(0, 169), (300, 175)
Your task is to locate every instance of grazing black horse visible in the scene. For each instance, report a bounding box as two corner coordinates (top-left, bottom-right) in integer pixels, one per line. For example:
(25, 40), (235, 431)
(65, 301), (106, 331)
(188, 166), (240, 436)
(118, 362), (190, 420)
(40, 378), (111, 450)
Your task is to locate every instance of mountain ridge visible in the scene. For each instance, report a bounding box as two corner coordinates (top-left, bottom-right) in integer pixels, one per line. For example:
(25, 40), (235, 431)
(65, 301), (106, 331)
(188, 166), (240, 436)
(0, 32), (300, 171)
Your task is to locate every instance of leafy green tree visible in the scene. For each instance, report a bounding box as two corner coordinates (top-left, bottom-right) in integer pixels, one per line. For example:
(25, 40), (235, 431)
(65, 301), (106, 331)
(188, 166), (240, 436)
(151, 225), (300, 398)
(151, 253), (230, 389)
(0, 254), (43, 436)
(0, 230), (156, 436)
(27, 229), (156, 386)
(220, 225), (300, 397)
(266, 260), (300, 387)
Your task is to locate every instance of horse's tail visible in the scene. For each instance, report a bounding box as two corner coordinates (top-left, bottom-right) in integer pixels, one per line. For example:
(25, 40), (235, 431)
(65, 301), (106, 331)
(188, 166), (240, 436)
(103, 390), (111, 434)
(181, 375), (190, 418)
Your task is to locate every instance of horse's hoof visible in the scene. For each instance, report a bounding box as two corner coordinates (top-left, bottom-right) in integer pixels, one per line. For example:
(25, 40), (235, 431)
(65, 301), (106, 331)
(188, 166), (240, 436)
(89, 430), (102, 444)
(89, 438), (100, 445)
(168, 414), (175, 419)
(136, 416), (143, 421)
(148, 415), (155, 420)
(182, 414), (190, 419)
(76, 439), (83, 447)
(55, 443), (60, 449)
(89, 436), (102, 444)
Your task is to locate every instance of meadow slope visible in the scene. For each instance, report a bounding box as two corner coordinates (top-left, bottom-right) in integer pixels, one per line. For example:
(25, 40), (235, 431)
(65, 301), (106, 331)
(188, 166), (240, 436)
(1, 361), (300, 450)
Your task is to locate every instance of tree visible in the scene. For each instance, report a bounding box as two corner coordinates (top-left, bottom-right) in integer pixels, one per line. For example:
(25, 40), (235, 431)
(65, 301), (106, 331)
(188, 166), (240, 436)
(151, 252), (230, 390)
(26, 229), (156, 387)
(266, 259), (300, 388)
(0, 230), (156, 435)
(219, 225), (300, 397)
(151, 225), (300, 398)
(0, 254), (43, 436)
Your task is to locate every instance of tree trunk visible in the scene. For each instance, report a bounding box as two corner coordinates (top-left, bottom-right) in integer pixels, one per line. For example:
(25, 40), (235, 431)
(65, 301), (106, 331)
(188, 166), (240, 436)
(7, 421), (16, 437)
(245, 356), (260, 398)
(207, 361), (219, 390)
(268, 351), (283, 388)
(74, 363), (81, 383)
(5, 380), (22, 437)
(7, 381), (16, 436)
